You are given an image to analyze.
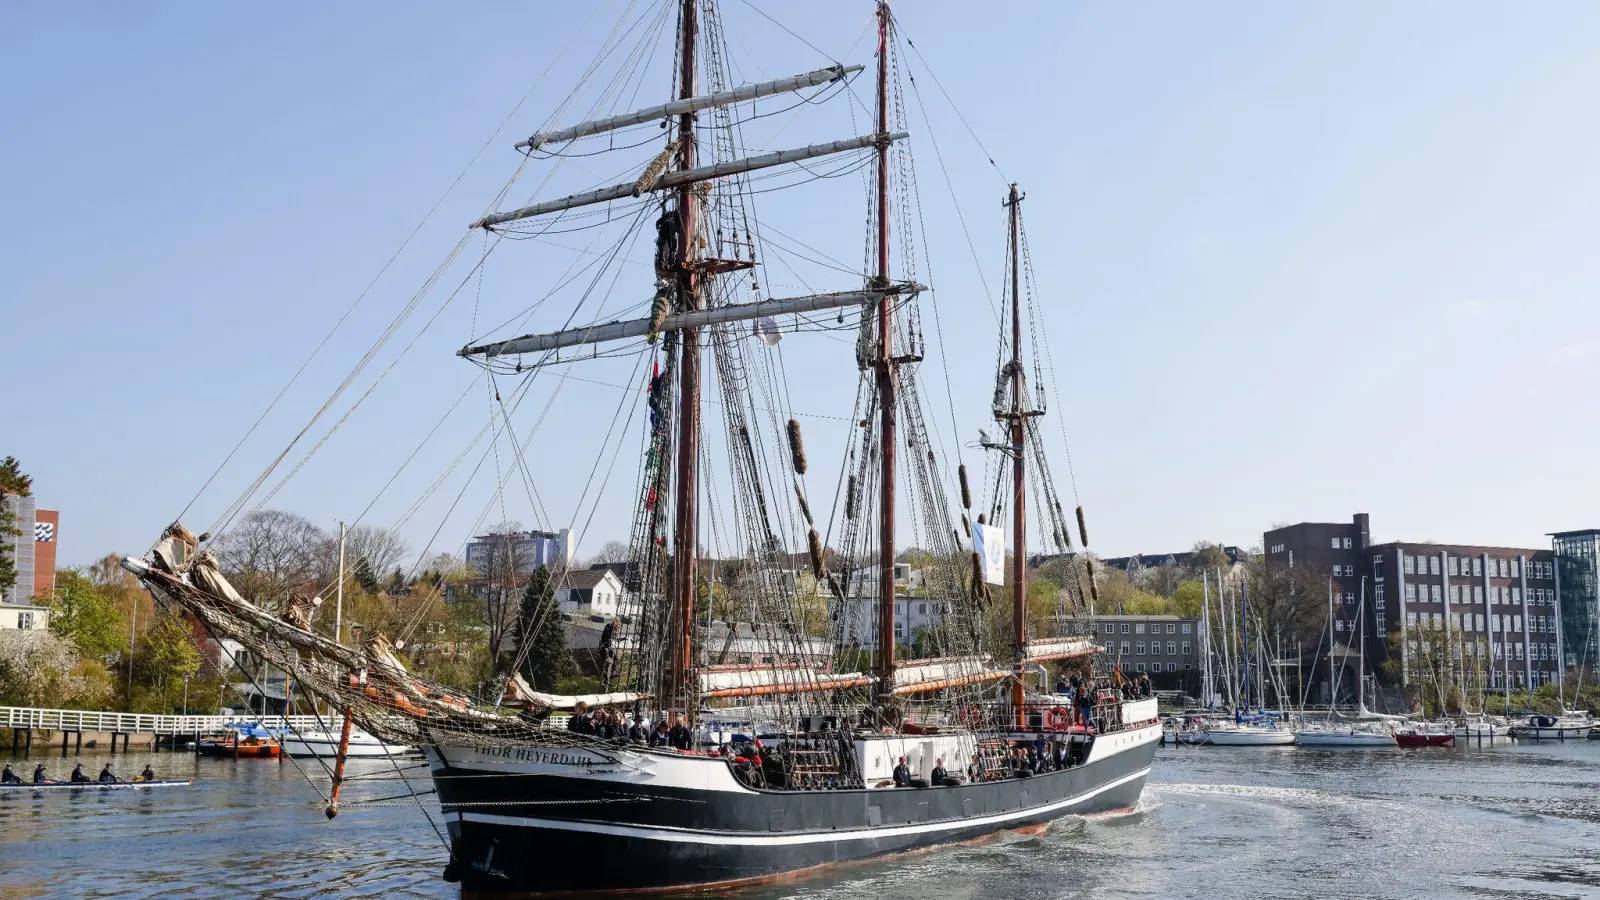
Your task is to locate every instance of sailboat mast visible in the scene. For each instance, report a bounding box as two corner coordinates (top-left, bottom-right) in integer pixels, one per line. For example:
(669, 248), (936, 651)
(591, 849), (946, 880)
(669, 0), (703, 719)
(1005, 183), (1027, 727)
(872, 0), (899, 707)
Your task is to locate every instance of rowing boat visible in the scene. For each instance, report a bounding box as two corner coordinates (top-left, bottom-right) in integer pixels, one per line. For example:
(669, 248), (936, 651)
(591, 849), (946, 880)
(0, 779), (193, 791)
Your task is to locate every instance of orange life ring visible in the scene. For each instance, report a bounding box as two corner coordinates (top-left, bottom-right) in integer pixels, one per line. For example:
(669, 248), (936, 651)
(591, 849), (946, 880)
(1046, 706), (1070, 731)
(958, 705), (984, 728)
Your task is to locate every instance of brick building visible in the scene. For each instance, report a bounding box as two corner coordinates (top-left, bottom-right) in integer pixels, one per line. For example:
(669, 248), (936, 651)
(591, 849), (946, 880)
(3, 495), (58, 604)
(1265, 513), (1560, 692)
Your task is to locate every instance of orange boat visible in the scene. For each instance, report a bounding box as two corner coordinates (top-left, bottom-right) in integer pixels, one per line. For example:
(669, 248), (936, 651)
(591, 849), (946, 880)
(196, 724), (282, 758)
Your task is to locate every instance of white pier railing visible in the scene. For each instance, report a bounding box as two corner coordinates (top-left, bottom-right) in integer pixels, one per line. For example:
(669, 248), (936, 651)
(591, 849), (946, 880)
(0, 706), (330, 734)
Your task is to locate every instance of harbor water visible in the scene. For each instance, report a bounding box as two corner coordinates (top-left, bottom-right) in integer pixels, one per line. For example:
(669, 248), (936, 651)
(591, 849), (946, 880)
(3, 740), (1600, 899)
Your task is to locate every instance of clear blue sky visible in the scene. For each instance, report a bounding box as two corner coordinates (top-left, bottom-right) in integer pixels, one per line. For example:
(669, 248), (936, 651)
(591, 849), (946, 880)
(5, 1), (1600, 570)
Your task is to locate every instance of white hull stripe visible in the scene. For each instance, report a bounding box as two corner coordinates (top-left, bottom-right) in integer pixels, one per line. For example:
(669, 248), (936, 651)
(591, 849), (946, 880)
(456, 766), (1151, 846)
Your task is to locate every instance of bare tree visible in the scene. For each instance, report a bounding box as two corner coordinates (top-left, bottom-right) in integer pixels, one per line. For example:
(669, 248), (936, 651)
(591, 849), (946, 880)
(589, 540), (632, 565)
(339, 525), (409, 576)
(471, 533), (540, 676)
(213, 510), (328, 600)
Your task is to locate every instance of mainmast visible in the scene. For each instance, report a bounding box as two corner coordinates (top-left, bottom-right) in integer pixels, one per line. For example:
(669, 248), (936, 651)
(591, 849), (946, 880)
(872, 0), (899, 712)
(1004, 184), (1027, 728)
(668, 0), (702, 720)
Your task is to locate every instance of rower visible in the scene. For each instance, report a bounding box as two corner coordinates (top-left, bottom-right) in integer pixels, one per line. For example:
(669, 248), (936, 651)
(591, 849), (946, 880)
(1, 764), (19, 784)
(98, 764), (117, 784)
(138, 765), (155, 783)
(70, 763), (91, 783)
(32, 763), (48, 784)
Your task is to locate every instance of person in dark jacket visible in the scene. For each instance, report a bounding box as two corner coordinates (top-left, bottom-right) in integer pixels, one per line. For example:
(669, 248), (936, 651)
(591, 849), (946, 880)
(69, 764), (91, 783)
(98, 764), (117, 784)
(1, 764), (19, 784)
(138, 765), (156, 782)
(649, 721), (671, 747)
(32, 764), (48, 784)
(668, 714), (693, 751)
(967, 753), (982, 783)
(892, 756), (911, 787)
(627, 715), (649, 744)
(567, 702), (593, 735)
(930, 757), (947, 784)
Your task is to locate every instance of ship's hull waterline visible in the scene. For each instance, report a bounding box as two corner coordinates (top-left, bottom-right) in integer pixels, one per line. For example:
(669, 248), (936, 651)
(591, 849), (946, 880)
(430, 723), (1160, 896)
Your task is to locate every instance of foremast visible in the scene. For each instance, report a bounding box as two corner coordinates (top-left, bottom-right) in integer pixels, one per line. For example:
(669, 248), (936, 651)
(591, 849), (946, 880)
(668, 0), (703, 721)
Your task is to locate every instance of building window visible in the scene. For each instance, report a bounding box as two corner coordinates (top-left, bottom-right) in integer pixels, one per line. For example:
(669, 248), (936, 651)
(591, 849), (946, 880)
(1185, 663), (1193, 671)
(918, 603), (927, 615)
(17, 613), (32, 630)
(1121, 624), (1130, 634)
(1136, 642), (1146, 655)
(1513, 616), (1522, 633)
(1405, 584), (1417, 601)
(1475, 614), (1484, 632)
(1472, 558), (1483, 577)
(1104, 624), (1115, 635)
(1167, 663), (1177, 672)
(1167, 641), (1176, 654)
(1406, 612), (1418, 626)
(1181, 624), (1192, 634)
(1135, 663), (1146, 673)
(1511, 587), (1521, 605)
(1120, 642), (1130, 654)
(1135, 623), (1145, 634)
(1431, 585), (1441, 602)
(1376, 614), (1386, 631)
(1182, 642), (1192, 655)
(1335, 620), (1345, 632)
(1166, 624), (1176, 634)
(1491, 614), (1501, 632)
(1331, 537), (1341, 549)
(1375, 584), (1386, 608)
(1429, 556), (1440, 576)
(1448, 557), (1459, 576)
(1511, 560), (1521, 578)
(1473, 586), (1484, 604)
(1432, 613), (1443, 628)
(1404, 555), (1416, 575)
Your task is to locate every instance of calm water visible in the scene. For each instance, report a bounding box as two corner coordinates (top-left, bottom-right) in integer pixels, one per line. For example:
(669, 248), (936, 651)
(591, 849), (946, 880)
(3, 739), (1600, 899)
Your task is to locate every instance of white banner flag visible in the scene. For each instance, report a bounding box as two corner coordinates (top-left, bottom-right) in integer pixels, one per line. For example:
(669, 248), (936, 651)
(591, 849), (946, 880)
(973, 523), (1004, 586)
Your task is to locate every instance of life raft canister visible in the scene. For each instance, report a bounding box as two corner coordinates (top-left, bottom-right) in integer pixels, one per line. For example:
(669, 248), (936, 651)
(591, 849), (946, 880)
(1046, 706), (1071, 731)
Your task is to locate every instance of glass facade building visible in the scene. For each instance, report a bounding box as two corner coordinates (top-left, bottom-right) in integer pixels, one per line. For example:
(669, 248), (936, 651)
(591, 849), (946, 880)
(1552, 530), (1600, 671)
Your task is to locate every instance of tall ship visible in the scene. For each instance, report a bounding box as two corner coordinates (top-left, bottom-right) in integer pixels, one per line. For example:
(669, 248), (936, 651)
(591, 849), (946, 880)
(120, 1), (1160, 894)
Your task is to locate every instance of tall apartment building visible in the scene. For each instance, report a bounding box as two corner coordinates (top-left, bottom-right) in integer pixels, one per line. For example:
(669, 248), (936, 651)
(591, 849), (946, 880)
(463, 527), (573, 577)
(3, 495), (58, 604)
(1265, 513), (1560, 691)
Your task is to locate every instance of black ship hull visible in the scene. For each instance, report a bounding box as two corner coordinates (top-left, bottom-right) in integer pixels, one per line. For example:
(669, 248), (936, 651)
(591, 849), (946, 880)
(430, 722), (1160, 896)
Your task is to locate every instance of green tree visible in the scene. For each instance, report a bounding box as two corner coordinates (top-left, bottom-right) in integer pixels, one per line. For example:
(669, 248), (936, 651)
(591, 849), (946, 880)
(131, 615), (203, 713)
(0, 456), (31, 597)
(353, 556), (379, 593)
(1170, 581), (1206, 619)
(47, 569), (126, 659)
(515, 566), (572, 691)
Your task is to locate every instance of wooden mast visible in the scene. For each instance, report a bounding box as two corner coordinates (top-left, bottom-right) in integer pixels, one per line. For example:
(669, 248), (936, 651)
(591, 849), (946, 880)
(1005, 184), (1027, 728)
(872, 0), (899, 713)
(669, 0), (702, 720)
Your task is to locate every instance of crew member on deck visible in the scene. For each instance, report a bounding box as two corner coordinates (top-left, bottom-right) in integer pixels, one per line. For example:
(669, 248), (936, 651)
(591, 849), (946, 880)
(930, 757), (947, 784)
(139, 765), (156, 782)
(892, 756), (910, 787)
(628, 715), (648, 744)
(32, 764), (48, 784)
(98, 764), (117, 784)
(69, 763), (91, 783)
(1, 764), (19, 784)
(650, 721), (671, 748)
(669, 714), (693, 751)
(967, 753), (982, 783)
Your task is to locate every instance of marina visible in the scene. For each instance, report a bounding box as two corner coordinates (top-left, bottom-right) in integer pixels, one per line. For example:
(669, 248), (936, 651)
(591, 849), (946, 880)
(4, 742), (1600, 898)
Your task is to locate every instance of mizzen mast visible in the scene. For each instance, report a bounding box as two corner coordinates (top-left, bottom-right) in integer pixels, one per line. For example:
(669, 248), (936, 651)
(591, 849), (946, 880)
(1000, 183), (1040, 728)
(872, 0), (899, 715)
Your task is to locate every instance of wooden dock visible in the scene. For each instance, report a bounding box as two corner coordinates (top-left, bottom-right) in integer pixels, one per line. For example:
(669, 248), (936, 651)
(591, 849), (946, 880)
(1, 706), (326, 758)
